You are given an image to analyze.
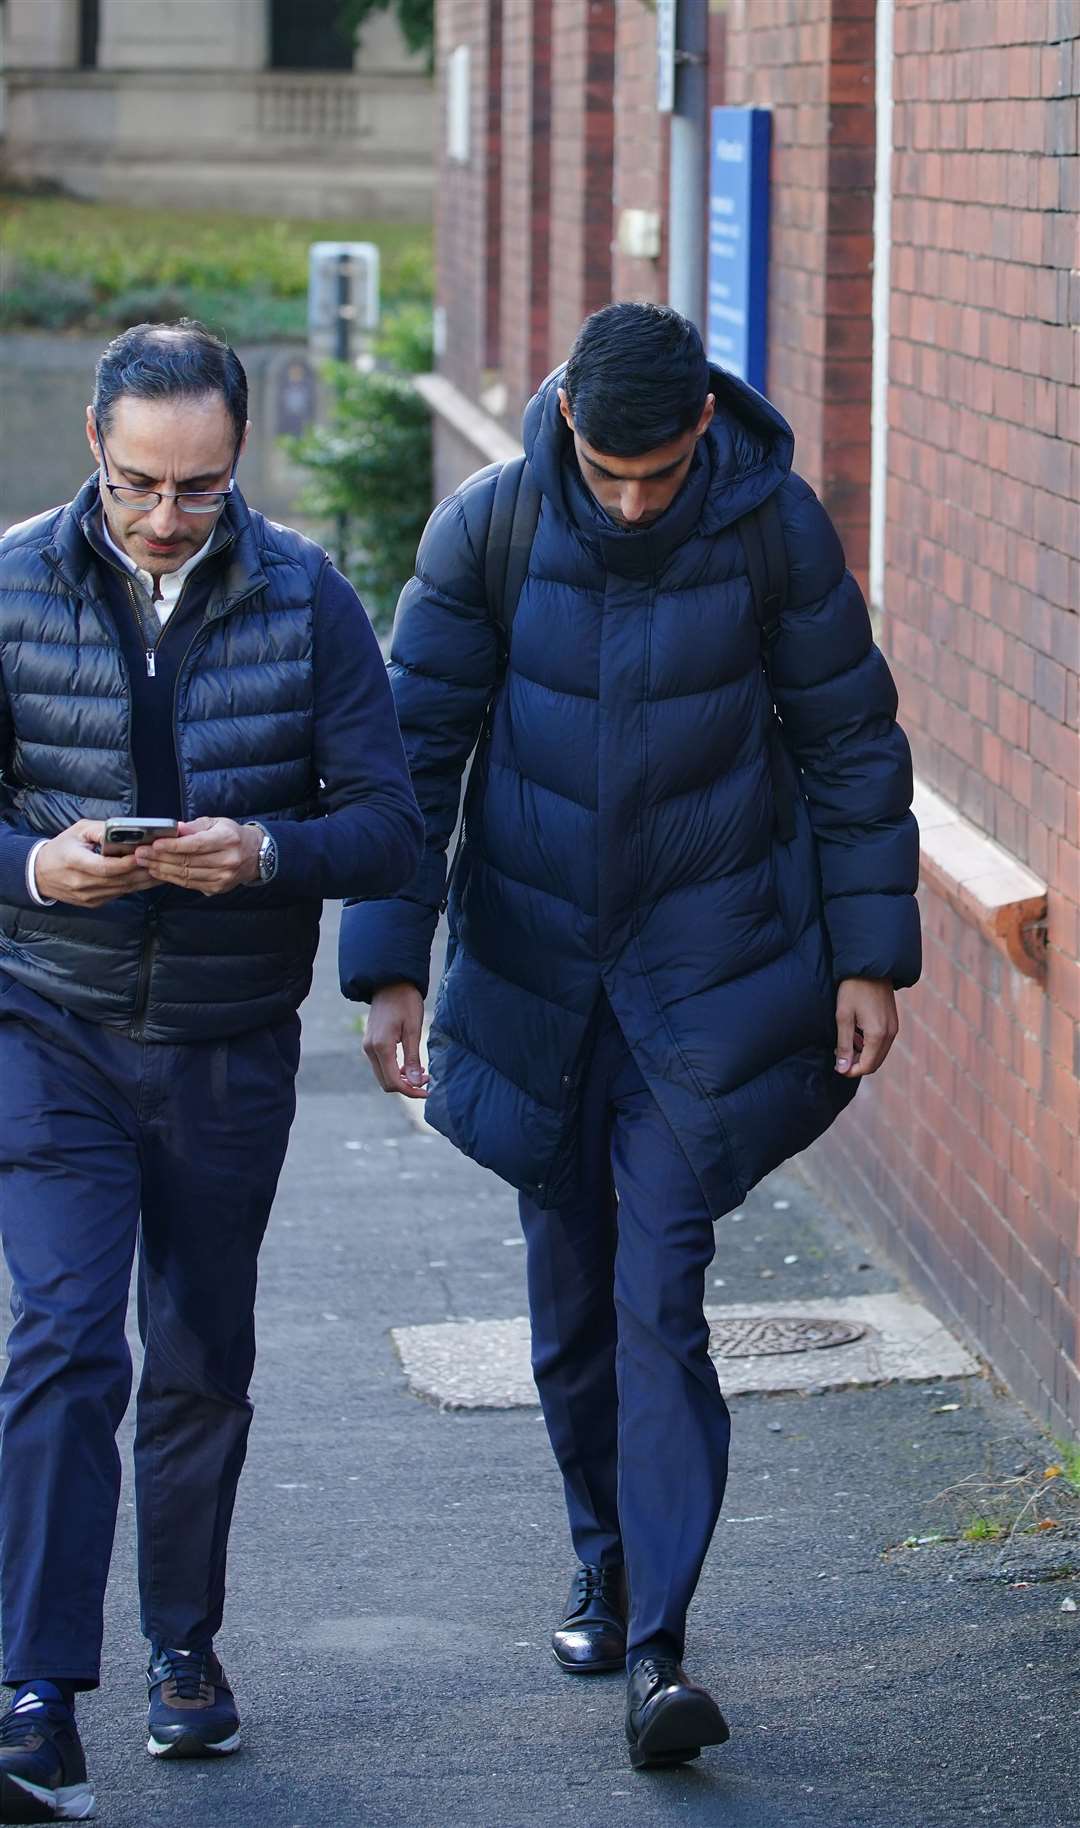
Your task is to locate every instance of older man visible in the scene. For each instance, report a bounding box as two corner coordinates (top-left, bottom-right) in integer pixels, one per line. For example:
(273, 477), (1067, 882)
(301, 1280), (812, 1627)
(0, 320), (422, 1821)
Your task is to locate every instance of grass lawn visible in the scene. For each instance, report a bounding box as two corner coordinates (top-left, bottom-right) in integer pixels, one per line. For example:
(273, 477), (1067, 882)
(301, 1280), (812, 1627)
(0, 194), (433, 338)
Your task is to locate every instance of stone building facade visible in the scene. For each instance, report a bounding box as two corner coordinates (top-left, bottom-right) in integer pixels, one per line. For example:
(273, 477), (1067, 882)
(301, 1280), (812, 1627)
(0, 0), (433, 220)
(423, 0), (1079, 1435)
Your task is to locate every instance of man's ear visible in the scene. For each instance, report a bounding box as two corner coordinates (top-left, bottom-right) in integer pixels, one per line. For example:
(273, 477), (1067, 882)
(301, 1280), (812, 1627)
(557, 387), (575, 431)
(238, 419), (252, 461)
(86, 405), (101, 463)
(696, 394), (716, 438)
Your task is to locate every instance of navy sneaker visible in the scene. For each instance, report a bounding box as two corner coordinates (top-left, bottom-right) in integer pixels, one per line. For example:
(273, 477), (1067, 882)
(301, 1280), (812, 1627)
(0, 1688), (95, 1821)
(145, 1647), (240, 1759)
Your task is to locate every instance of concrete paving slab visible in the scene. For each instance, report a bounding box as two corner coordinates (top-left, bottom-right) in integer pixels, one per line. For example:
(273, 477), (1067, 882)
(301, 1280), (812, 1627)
(391, 1291), (981, 1409)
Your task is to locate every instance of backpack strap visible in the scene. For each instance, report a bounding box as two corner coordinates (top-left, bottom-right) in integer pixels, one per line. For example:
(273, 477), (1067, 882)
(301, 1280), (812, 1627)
(438, 456), (541, 913)
(739, 489), (787, 653)
(483, 455), (542, 656)
(738, 491), (797, 843)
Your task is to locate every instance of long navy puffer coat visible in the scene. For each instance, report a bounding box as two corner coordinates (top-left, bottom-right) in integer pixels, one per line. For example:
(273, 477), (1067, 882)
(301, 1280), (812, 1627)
(340, 365), (921, 1217)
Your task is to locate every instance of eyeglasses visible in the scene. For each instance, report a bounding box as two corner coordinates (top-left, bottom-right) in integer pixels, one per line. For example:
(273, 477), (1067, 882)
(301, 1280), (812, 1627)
(95, 422), (241, 516)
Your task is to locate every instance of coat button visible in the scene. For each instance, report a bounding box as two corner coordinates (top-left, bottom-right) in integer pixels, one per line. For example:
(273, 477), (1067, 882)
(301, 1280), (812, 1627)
(561, 1074), (571, 1088)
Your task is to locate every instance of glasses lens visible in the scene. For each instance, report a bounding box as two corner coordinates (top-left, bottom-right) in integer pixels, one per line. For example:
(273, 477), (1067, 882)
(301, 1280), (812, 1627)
(112, 486), (160, 510)
(175, 493), (228, 515)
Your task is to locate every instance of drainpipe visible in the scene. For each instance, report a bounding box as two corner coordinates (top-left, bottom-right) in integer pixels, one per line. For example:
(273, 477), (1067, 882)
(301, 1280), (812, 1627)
(869, 0), (896, 616)
(667, 0), (709, 327)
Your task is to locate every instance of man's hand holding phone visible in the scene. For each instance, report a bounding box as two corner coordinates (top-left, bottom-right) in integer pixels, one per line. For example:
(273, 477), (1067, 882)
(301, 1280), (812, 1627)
(134, 817), (262, 896)
(35, 820), (155, 906)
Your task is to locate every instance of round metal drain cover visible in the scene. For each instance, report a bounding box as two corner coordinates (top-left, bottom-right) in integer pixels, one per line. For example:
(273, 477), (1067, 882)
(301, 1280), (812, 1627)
(708, 1316), (867, 1359)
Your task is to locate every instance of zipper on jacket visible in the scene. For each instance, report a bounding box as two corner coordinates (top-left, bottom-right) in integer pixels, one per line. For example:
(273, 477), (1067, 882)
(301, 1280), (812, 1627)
(126, 575), (192, 677)
(126, 577), (262, 1038)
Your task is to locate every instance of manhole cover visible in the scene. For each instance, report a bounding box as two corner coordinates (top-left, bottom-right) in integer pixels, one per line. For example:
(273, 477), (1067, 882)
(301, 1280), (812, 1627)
(708, 1316), (867, 1359)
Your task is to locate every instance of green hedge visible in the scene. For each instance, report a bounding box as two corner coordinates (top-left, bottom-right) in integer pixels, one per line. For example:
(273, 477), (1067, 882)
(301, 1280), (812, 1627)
(0, 196), (433, 337)
(288, 309), (435, 632)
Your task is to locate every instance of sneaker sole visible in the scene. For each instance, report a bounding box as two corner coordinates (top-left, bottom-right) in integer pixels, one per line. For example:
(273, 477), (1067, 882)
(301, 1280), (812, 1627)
(628, 1692), (730, 1771)
(0, 1773), (96, 1821)
(146, 1729), (240, 1760)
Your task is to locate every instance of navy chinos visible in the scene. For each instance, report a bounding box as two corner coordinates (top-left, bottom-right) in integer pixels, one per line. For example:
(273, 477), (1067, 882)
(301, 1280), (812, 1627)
(519, 998), (731, 1668)
(0, 975), (298, 1690)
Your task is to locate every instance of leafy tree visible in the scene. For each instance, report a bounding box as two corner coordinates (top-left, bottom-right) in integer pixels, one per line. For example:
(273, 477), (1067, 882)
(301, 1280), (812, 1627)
(338, 0), (434, 61)
(288, 311), (435, 631)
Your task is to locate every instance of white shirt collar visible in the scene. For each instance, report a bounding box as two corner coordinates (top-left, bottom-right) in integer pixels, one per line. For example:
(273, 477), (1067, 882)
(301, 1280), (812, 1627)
(101, 517), (217, 622)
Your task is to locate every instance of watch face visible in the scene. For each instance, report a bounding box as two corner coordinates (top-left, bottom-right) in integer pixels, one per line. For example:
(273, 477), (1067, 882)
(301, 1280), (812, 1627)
(260, 835), (278, 882)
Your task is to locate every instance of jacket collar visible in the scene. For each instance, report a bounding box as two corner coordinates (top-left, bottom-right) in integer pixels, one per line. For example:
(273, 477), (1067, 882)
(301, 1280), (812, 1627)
(560, 440), (713, 580)
(42, 475), (269, 614)
(522, 361), (796, 570)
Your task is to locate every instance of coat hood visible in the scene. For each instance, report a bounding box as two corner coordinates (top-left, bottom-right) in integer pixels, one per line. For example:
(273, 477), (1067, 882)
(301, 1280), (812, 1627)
(521, 361), (796, 568)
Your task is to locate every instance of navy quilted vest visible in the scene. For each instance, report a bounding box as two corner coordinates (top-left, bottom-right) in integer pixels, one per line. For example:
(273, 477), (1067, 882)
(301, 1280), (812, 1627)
(0, 479), (325, 1040)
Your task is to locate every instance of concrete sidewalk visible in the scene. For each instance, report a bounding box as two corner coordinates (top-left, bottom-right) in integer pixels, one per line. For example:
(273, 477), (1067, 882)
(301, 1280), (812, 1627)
(3, 909), (1078, 1827)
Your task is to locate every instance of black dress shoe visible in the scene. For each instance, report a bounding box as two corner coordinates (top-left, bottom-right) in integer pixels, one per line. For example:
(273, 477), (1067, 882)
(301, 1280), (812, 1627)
(551, 1563), (627, 1673)
(625, 1656), (729, 1770)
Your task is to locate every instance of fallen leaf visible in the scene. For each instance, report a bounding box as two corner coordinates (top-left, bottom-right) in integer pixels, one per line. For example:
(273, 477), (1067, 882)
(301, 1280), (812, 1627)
(1045, 1465), (1064, 1479)
(1061, 1597), (1077, 1613)
(1034, 1518), (1060, 1532)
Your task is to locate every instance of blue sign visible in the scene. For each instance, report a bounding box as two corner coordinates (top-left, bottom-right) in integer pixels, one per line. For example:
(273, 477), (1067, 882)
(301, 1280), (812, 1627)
(707, 108), (772, 392)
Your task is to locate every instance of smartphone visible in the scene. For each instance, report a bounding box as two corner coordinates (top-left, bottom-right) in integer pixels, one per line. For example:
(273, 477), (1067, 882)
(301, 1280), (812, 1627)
(101, 817), (179, 857)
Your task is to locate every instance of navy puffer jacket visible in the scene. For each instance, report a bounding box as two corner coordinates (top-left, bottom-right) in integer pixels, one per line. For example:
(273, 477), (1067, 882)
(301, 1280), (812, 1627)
(340, 366), (921, 1216)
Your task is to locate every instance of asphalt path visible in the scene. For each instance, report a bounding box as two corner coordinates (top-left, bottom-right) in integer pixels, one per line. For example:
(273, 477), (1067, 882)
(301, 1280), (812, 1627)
(2, 906), (1078, 1827)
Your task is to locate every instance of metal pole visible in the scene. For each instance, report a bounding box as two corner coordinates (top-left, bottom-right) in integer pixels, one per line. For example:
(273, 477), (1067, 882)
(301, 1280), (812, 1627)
(667, 0), (709, 326)
(335, 251), (352, 571)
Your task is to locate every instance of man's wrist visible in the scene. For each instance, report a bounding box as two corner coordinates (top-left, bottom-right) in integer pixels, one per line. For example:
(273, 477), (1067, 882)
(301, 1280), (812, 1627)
(243, 822), (278, 884)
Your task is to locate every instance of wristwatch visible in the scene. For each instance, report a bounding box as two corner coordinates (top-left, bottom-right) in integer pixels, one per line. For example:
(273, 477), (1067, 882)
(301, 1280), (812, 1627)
(245, 823), (278, 884)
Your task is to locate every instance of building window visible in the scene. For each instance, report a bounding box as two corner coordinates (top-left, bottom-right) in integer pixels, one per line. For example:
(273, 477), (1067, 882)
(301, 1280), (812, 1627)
(271, 0), (355, 70)
(79, 0), (99, 68)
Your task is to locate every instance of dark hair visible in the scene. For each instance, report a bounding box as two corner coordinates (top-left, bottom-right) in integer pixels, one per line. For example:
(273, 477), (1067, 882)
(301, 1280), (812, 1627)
(563, 302), (710, 456)
(92, 319), (248, 443)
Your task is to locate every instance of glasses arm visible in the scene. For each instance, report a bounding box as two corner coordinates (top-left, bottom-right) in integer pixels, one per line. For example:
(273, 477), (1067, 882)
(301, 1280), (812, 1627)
(94, 420), (114, 486)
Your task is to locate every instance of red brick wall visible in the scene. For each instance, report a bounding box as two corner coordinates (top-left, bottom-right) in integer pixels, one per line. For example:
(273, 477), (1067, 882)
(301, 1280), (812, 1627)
(724, 0), (876, 587)
(433, 0), (1078, 1431)
(499, 0), (553, 426)
(612, 0), (669, 302)
(435, 0), (500, 402)
(548, 0), (615, 365)
(804, 0), (1080, 1435)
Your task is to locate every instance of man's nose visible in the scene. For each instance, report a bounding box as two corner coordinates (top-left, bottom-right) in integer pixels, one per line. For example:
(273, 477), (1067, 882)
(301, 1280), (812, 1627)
(619, 484), (648, 523)
(145, 494), (182, 537)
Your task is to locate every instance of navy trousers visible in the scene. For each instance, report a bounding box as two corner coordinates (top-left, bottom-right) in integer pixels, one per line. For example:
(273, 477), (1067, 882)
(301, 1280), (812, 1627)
(519, 998), (731, 1667)
(0, 974), (299, 1690)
